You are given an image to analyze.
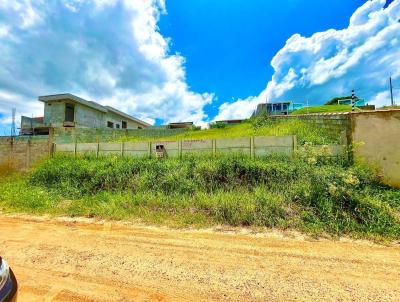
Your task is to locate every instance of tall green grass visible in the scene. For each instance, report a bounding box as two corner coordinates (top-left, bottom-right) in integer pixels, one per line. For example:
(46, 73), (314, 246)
(291, 105), (359, 115)
(1, 153), (398, 240)
(119, 118), (343, 145)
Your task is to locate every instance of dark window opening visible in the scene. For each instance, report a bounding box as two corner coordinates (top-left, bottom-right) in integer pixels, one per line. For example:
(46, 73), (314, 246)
(138, 126), (143, 129)
(116, 124), (120, 129)
(65, 103), (75, 122)
(122, 121), (127, 129)
(107, 121), (114, 128)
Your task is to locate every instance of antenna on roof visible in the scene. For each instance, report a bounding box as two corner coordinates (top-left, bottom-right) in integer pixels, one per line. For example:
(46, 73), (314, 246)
(11, 108), (16, 137)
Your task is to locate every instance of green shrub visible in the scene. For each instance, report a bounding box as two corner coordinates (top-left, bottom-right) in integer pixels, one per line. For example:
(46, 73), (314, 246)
(209, 122), (227, 129)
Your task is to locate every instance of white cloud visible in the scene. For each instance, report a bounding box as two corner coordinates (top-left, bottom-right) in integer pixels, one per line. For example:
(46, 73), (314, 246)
(213, 93), (265, 121)
(216, 0), (400, 120)
(0, 0), (213, 132)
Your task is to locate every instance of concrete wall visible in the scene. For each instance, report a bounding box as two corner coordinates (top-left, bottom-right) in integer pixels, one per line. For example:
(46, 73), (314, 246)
(2, 110), (399, 187)
(75, 103), (105, 128)
(351, 110), (400, 188)
(0, 137), (51, 171)
(21, 116), (45, 129)
(54, 135), (307, 158)
(44, 101), (65, 126)
(52, 127), (188, 144)
(43, 100), (144, 129)
(104, 111), (143, 130)
(268, 113), (351, 145)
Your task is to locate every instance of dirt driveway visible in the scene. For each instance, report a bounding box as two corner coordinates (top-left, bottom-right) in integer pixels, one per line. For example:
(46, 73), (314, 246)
(0, 215), (399, 302)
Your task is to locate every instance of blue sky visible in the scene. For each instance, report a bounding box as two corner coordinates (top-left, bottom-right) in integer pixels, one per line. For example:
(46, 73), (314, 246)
(158, 0), (366, 118)
(0, 0), (399, 134)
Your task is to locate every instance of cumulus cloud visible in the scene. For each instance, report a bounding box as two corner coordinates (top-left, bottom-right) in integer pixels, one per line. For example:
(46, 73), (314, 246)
(216, 0), (400, 120)
(0, 0), (213, 132)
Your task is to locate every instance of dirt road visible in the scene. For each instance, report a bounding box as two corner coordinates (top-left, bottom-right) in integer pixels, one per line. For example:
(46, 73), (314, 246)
(0, 215), (399, 302)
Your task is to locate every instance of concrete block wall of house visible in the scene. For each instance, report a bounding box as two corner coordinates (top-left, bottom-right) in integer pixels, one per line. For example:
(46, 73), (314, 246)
(20, 93), (150, 135)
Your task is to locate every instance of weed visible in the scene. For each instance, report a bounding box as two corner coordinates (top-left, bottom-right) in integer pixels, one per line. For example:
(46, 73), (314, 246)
(0, 153), (398, 240)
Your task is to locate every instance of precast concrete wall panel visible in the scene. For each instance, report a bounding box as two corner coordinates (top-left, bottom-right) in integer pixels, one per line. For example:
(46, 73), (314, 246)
(124, 142), (149, 157)
(182, 140), (213, 154)
(99, 143), (122, 155)
(216, 137), (251, 155)
(76, 143), (98, 154)
(151, 141), (179, 157)
(254, 136), (293, 156)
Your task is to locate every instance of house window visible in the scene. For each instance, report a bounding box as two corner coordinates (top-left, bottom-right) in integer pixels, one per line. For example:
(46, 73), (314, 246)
(116, 124), (120, 129)
(65, 103), (75, 122)
(122, 121), (127, 129)
(107, 121), (114, 128)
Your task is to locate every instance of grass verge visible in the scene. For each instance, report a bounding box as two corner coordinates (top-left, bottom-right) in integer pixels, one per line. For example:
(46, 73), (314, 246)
(0, 153), (399, 240)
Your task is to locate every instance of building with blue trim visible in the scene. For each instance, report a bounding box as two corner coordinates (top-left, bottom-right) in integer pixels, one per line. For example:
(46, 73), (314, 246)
(254, 101), (304, 116)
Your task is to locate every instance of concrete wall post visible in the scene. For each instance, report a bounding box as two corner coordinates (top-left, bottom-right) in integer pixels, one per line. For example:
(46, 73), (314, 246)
(292, 135), (297, 152)
(52, 143), (56, 157)
(178, 140), (182, 158)
(26, 139), (31, 169)
(148, 141), (152, 158)
(212, 139), (216, 156)
(74, 138), (77, 157)
(250, 136), (255, 158)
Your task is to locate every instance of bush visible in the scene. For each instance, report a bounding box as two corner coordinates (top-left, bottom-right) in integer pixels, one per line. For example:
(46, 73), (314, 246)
(209, 122), (227, 129)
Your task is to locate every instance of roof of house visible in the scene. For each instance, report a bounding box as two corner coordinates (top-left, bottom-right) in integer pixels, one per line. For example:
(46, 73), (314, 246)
(38, 93), (151, 127)
(168, 122), (194, 125)
(267, 101), (292, 105)
(103, 106), (151, 127)
(215, 119), (244, 124)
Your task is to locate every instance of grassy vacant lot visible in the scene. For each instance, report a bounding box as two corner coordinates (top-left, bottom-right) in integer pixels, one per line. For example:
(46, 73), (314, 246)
(1, 153), (399, 240)
(121, 117), (342, 145)
(291, 105), (358, 115)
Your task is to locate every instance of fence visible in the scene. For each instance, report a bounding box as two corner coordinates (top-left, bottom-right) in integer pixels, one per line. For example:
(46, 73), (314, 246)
(0, 137), (51, 171)
(351, 110), (400, 187)
(52, 127), (188, 144)
(54, 135), (345, 158)
(1, 110), (399, 187)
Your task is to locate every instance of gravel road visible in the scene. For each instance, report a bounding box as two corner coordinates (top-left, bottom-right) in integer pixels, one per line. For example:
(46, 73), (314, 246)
(0, 215), (399, 302)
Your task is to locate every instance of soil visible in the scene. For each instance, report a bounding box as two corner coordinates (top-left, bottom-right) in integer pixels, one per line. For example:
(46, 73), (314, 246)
(0, 215), (399, 302)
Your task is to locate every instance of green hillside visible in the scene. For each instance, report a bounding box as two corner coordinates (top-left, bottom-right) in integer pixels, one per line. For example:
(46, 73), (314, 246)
(291, 105), (358, 115)
(120, 117), (342, 145)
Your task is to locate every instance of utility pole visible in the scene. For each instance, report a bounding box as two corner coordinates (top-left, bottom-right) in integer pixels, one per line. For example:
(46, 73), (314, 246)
(390, 77), (394, 106)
